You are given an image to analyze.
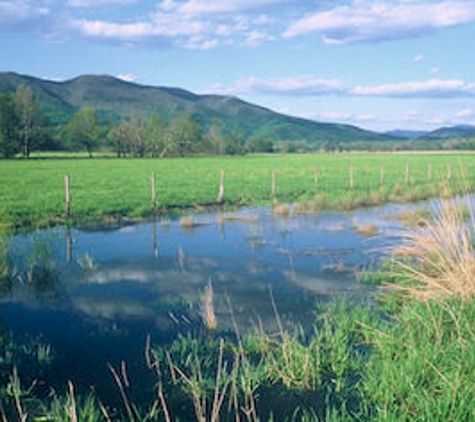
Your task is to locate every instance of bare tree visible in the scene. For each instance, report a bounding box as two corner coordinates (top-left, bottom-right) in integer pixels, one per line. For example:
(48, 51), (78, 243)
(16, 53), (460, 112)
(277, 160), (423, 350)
(14, 85), (42, 158)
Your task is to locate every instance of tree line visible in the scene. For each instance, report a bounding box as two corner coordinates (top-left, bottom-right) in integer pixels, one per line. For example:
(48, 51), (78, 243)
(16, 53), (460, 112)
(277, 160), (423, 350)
(0, 85), (274, 158)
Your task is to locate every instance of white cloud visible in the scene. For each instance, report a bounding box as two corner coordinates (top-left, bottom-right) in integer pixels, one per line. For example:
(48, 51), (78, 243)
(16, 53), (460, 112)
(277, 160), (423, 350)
(66, 0), (281, 49)
(413, 54), (424, 62)
(117, 73), (136, 82)
(74, 12), (205, 44)
(455, 108), (474, 118)
(284, 1), (475, 43)
(225, 76), (349, 96)
(318, 111), (352, 121)
(353, 79), (475, 98)
(67, 0), (138, 7)
(0, 0), (50, 26)
(162, 0), (285, 15)
(75, 20), (153, 40)
(245, 29), (275, 46)
(211, 75), (475, 99)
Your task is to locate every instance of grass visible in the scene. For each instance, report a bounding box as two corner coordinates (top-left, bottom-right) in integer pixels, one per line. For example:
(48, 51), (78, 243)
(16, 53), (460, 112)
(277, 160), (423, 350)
(3, 169), (475, 419)
(389, 197), (475, 301)
(1, 152), (475, 228)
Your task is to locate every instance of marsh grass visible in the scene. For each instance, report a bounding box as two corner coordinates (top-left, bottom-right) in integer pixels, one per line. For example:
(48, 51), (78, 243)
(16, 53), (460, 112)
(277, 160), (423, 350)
(353, 223), (378, 237)
(272, 202), (291, 218)
(390, 208), (432, 228)
(360, 299), (475, 420)
(390, 197), (475, 301)
(200, 280), (217, 331)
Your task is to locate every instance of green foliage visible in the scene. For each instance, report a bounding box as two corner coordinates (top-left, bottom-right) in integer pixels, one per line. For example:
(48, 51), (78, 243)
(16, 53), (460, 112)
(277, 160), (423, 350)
(66, 107), (100, 157)
(168, 112), (202, 156)
(108, 119), (145, 157)
(0, 93), (20, 158)
(14, 85), (44, 158)
(145, 113), (166, 157)
(361, 299), (475, 420)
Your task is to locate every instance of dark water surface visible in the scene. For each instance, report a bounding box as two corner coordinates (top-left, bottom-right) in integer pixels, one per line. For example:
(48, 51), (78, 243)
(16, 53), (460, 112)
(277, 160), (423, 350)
(0, 204), (409, 406)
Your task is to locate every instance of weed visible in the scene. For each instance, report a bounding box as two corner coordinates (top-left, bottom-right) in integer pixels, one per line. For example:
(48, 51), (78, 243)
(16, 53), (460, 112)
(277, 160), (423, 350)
(390, 198), (475, 301)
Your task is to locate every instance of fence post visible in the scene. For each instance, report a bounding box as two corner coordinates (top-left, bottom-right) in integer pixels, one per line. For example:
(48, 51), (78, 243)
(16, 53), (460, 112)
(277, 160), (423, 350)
(314, 170), (319, 188)
(218, 171), (225, 203)
(447, 164), (452, 182)
(427, 164), (432, 181)
(271, 170), (277, 196)
(380, 166), (385, 187)
(349, 165), (354, 189)
(151, 171), (157, 208)
(405, 164), (409, 185)
(64, 174), (71, 217)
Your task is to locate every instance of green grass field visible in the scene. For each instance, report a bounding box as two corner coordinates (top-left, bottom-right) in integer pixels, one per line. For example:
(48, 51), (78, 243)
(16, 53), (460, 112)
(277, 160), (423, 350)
(1, 152), (475, 227)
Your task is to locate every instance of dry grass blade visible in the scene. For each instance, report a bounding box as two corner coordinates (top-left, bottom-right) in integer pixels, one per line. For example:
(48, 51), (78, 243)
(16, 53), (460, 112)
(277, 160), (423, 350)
(390, 198), (475, 301)
(10, 368), (27, 422)
(200, 279), (217, 330)
(67, 381), (78, 422)
(108, 363), (135, 422)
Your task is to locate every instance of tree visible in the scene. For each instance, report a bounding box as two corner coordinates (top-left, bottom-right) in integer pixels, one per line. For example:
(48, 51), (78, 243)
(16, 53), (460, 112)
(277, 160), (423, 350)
(14, 85), (43, 158)
(168, 113), (202, 156)
(145, 114), (167, 157)
(67, 107), (100, 157)
(204, 119), (226, 155)
(247, 137), (273, 153)
(0, 93), (20, 158)
(109, 120), (145, 157)
(224, 131), (246, 155)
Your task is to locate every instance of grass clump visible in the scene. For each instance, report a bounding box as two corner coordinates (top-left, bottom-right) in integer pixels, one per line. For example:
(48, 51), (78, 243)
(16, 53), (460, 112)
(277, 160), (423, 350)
(390, 198), (475, 301)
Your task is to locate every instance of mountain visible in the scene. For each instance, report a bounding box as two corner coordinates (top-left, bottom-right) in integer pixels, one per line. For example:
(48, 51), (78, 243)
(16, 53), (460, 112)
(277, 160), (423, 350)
(0, 71), (393, 146)
(385, 129), (429, 139)
(418, 125), (475, 140)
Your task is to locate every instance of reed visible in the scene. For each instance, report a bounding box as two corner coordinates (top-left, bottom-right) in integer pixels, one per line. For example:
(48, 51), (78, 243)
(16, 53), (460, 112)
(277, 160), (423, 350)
(390, 197), (475, 301)
(353, 223), (378, 237)
(200, 280), (217, 331)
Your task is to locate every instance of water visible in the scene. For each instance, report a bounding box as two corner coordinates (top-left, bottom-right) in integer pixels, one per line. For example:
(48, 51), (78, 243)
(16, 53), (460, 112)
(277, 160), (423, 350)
(0, 204), (411, 408)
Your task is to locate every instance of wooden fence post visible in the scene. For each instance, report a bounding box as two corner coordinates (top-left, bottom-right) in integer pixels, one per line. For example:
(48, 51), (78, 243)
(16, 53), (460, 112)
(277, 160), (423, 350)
(349, 165), (354, 189)
(405, 164), (409, 185)
(218, 171), (225, 203)
(151, 171), (157, 208)
(314, 170), (319, 188)
(64, 174), (71, 216)
(380, 167), (385, 187)
(428, 164), (432, 181)
(447, 164), (452, 182)
(271, 171), (276, 196)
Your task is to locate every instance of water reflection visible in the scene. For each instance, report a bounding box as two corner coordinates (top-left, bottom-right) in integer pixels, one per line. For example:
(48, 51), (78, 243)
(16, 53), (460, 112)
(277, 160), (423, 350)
(0, 204), (412, 397)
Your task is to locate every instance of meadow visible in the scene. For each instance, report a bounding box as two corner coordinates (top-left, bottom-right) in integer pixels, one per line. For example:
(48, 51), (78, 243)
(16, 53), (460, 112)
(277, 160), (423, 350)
(1, 152), (475, 228)
(2, 152), (475, 420)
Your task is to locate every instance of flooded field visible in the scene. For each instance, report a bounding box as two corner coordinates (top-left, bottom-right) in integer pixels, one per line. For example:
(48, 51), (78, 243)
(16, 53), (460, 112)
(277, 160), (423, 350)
(0, 202), (426, 413)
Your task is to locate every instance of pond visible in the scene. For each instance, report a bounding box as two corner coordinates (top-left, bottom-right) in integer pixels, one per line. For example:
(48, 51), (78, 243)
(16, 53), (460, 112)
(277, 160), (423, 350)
(0, 202), (416, 413)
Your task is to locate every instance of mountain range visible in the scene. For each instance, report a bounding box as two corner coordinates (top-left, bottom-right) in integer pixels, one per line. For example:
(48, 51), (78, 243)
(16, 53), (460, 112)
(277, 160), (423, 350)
(1, 72), (473, 148)
(0, 72), (392, 146)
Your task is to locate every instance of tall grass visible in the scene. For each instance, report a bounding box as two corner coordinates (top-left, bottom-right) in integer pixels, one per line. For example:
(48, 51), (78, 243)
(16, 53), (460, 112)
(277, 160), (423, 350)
(389, 197), (475, 301)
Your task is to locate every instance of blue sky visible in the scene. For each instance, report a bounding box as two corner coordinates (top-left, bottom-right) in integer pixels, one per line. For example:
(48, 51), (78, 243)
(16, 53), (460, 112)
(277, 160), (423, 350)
(1, 0), (475, 132)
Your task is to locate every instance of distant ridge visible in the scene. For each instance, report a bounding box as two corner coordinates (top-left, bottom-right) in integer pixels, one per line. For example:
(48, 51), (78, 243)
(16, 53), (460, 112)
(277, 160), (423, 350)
(385, 129), (429, 139)
(417, 125), (475, 140)
(0, 71), (393, 146)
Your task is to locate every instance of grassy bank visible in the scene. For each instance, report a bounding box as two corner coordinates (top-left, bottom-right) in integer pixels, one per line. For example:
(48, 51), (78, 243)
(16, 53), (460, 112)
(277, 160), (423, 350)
(1, 152), (475, 228)
(3, 298), (475, 420)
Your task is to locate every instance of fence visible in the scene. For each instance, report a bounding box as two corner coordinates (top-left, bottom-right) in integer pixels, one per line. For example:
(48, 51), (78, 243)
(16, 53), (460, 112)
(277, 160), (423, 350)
(61, 161), (474, 218)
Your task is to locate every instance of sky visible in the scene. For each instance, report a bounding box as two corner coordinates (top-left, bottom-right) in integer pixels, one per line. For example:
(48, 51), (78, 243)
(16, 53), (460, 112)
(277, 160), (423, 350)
(1, 0), (475, 132)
